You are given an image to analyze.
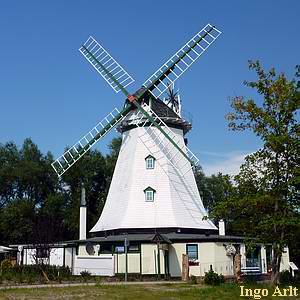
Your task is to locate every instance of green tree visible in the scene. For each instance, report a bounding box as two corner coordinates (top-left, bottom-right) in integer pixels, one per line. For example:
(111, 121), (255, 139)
(35, 193), (70, 243)
(194, 165), (234, 211)
(0, 136), (122, 245)
(213, 61), (300, 283)
(0, 142), (20, 209)
(106, 137), (122, 180)
(61, 137), (121, 237)
(0, 139), (61, 244)
(0, 198), (35, 244)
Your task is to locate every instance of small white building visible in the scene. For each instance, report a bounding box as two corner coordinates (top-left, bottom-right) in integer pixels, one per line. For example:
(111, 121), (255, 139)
(12, 232), (290, 278)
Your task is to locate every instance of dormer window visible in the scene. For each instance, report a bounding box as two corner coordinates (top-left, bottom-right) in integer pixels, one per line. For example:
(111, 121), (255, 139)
(144, 187), (156, 202)
(145, 155), (155, 169)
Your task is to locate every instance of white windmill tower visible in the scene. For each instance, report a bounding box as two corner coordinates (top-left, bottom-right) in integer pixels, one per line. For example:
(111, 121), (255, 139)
(52, 24), (222, 236)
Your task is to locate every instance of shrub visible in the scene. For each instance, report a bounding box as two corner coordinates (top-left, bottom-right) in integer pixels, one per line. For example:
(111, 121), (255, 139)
(80, 270), (92, 282)
(0, 259), (13, 271)
(279, 270), (292, 285)
(219, 274), (225, 284)
(204, 269), (224, 286)
(45, 265), (71, 281)
(190, 275), (197, 284)
(295, 273), (300, 283)
(0, 264), (72, 284)
(242, 274), (258, 283)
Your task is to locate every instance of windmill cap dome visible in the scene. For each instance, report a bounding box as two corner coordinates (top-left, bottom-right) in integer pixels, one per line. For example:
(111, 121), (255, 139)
(118, 98), (192, 134)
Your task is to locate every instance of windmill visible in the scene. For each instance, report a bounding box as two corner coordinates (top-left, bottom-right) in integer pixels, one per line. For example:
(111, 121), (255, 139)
(52, 24), (222, 234)
(52, 24), (221, 178)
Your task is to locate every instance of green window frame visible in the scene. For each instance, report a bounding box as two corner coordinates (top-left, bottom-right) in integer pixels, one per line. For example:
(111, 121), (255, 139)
(144, 187), (156, 202)
(145, 155), (155, 169)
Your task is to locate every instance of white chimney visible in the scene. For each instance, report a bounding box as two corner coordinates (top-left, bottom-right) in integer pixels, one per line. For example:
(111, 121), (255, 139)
(218, 219), (225, 236)
(79, 186), (87, 240)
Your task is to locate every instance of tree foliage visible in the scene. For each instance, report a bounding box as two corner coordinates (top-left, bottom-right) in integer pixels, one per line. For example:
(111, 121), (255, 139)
(212, 61), (300, 283)
(0, 135), (231, 246)
(0, 137), (122, 245)
(194, 167), (234, 214)
(1, 61), (298, 284)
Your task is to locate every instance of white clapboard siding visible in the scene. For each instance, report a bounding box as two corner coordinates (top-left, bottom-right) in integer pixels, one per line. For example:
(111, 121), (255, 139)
(90, 119), (217, 232)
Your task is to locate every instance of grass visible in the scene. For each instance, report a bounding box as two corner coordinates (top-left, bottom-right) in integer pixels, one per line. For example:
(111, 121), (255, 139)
(0, 283), (299, 300)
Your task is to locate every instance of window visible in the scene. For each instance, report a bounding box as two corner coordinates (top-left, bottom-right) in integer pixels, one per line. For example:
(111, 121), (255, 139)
(144, 187), (156, 202)
(186, 244), (198, 260)
(145, 155), (155, 169)
(36, 247), (50, 259)
(128, 245), (140, 252)
(114, 245), (140, 254)
(145, 190), (154, 201)
(115, 246), (125, 253)
(100, 244), (112, 254)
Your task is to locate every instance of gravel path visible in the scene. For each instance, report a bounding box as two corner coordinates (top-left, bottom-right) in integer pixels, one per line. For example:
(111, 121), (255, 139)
(0, 280), (183, 290)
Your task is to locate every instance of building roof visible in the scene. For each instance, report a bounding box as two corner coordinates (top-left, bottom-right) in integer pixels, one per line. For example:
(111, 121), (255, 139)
(72, 233), (245, 244)
(0, 245), (13, 253)
(118, 98), (192, 134)
(8, 234), (247, 249)
(151, 98), (180, 119)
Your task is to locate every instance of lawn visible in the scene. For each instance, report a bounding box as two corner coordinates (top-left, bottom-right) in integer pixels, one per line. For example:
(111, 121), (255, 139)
(0, 283), (299, 300)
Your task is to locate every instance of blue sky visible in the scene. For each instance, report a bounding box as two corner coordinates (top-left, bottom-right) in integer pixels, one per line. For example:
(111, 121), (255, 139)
(0, 1), (299, 175)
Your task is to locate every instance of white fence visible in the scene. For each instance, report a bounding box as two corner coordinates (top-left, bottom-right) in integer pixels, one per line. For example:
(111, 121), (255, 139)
(73, 255), (114, 276)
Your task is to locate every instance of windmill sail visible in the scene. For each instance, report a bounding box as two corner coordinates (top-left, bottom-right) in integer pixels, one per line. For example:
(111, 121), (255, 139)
(52, 106), (131, 177)
(79, 36), (135, 95)
(79, 39), (198, 168)
(143, 24), (221, 99)
(52, 25), (221, 177)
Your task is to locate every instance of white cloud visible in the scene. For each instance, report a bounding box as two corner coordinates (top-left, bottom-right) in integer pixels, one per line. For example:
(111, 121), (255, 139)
(200, 151), (252, 176)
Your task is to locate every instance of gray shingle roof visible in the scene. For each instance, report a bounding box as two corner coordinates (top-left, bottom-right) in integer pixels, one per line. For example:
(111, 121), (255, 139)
(70, 233), (245, 244)
(150, 98), (180, 119)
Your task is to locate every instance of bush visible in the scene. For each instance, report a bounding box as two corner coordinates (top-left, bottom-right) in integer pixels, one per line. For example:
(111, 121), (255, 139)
(0, 264), (72, 284)
(46, 265), (71, 281)
(219, 274), (225, 284)
(190, 275), (197, 284)
(242, 274), (259, 283)
(295, 273), (300, 283)
(0, 259), (13, 271)
(204, 269), (224, 286)
(80, 270), (92, 282)
(279, 270), (292, 285)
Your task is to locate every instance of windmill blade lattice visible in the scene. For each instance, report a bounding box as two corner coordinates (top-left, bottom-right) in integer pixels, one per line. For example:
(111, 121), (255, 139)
(79, 38), (199, 169)
(52, 24), (221, 177)
(79, 36), (135, 94)
(52, 106), (131, 177)
(143, 24), (221, 99)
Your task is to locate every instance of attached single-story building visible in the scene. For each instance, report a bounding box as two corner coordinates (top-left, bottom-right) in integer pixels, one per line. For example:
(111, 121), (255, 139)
(10, 229), (290, 278)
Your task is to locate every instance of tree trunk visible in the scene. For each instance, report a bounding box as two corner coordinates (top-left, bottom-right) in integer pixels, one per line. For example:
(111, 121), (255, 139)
(182, 254), (189, 281)
(233, 254), (242, 282)
(271, 247), (282, 284)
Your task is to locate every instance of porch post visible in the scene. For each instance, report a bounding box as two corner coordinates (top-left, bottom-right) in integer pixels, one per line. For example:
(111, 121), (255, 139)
(240, 244), (246, 269)
(260, 246), (267, 274)
(157, 243), (161, 279)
